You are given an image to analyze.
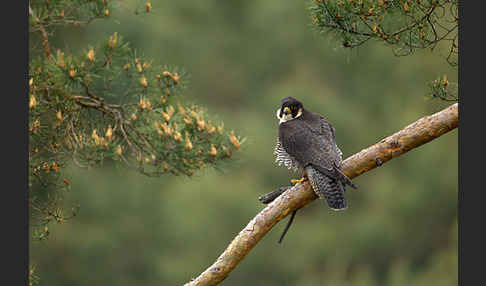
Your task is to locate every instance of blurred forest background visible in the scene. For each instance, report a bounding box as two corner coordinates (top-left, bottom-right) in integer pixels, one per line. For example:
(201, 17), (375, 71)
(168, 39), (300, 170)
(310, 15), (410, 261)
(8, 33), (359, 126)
(30, 0), (458, 285)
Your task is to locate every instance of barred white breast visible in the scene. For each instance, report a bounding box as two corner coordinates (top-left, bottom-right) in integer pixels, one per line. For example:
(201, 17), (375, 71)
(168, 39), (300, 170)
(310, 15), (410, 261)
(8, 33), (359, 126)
(274, 139), (301, 172)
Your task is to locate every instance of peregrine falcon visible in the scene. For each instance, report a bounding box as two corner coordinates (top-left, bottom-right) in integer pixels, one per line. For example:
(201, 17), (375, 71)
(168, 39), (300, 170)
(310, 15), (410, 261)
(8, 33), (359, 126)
(274, 97), (357, 211)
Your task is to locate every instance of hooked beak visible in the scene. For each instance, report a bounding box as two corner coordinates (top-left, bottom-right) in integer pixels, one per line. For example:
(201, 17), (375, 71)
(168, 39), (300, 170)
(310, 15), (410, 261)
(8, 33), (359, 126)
(283, 107), (290, 115)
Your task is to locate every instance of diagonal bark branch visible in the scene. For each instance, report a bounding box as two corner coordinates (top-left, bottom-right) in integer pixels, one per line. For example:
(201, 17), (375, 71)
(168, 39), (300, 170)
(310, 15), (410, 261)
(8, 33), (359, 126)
(184, 103), (458, 286)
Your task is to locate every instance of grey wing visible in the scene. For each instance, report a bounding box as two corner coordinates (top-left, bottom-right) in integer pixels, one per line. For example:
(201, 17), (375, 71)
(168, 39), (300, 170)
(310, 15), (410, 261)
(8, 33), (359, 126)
(279, 119), (340, 180)
(280, 118), (356, 189)
(324, 119), (357, 189)
(328, 122), (343, 168)
(305, 117), (344, 173)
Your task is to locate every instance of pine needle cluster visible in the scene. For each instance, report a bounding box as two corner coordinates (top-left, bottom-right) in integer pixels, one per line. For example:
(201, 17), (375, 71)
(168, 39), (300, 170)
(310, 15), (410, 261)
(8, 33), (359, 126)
(28, 0), (243, 254)
(309, 0), (458, 101)
(309, 0), (458, 66)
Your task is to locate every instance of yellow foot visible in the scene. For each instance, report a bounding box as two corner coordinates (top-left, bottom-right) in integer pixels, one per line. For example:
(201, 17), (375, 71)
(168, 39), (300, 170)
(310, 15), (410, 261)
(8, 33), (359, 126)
(291, 177), (307, 184)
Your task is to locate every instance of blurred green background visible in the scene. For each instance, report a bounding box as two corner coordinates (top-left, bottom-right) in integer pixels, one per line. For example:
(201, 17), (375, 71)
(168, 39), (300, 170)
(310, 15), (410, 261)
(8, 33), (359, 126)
(30, 1), (458, 285)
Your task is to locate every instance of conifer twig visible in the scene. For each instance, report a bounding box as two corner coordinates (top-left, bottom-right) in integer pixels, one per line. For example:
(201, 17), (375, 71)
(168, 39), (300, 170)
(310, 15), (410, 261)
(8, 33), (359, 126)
(29, 4), (51, 57)
(184, 103), (458, 286)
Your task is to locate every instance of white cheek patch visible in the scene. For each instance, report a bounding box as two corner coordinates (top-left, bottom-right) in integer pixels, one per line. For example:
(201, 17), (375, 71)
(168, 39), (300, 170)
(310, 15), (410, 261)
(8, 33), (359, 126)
(279, 114), (293, 124)
(295, 108), (302, 119)
(277, 108), (302, 124)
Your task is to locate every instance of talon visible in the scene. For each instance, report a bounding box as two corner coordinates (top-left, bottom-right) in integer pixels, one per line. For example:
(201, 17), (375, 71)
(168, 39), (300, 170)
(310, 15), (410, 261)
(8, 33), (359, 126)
(291, 176), (307, 184)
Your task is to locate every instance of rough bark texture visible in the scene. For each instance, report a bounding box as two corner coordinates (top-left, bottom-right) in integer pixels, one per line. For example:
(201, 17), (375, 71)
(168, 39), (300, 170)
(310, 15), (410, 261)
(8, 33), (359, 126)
(184, 103), (458, 286)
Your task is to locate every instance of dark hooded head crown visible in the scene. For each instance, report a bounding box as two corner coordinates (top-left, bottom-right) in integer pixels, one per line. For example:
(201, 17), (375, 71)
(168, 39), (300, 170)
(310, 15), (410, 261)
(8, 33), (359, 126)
(281, 97), (303, 108)
(279, 97), (304, 119)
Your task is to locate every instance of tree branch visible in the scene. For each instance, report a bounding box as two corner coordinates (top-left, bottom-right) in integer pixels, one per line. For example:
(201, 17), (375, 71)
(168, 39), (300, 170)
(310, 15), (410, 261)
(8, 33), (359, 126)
(29, 4), (51, 58)
(184, 103), (458, 286)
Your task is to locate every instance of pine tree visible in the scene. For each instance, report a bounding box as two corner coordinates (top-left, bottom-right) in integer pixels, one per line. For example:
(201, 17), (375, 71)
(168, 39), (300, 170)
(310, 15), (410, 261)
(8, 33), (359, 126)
(28, 1), (243, 284)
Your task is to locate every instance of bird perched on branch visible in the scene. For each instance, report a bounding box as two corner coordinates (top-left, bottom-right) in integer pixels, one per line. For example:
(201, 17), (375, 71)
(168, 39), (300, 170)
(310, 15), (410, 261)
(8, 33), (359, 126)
(274, 97), (357, 242)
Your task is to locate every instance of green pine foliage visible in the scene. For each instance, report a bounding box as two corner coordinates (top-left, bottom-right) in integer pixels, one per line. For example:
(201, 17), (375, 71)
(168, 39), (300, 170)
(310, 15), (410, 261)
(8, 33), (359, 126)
(309, 0), (458, 100)
(28, 2), (243, 275)
(428, 74), (458, 102)
(309, 0), (458, 61)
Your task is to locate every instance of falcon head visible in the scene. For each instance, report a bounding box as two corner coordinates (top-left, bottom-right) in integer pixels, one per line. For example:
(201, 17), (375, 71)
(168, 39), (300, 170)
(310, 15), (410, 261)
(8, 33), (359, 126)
(276, 97), (303, 124)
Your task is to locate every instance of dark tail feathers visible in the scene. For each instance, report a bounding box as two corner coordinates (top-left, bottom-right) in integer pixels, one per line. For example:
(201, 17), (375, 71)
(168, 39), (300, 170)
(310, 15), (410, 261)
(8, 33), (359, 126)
(306, 166), (348, 210)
